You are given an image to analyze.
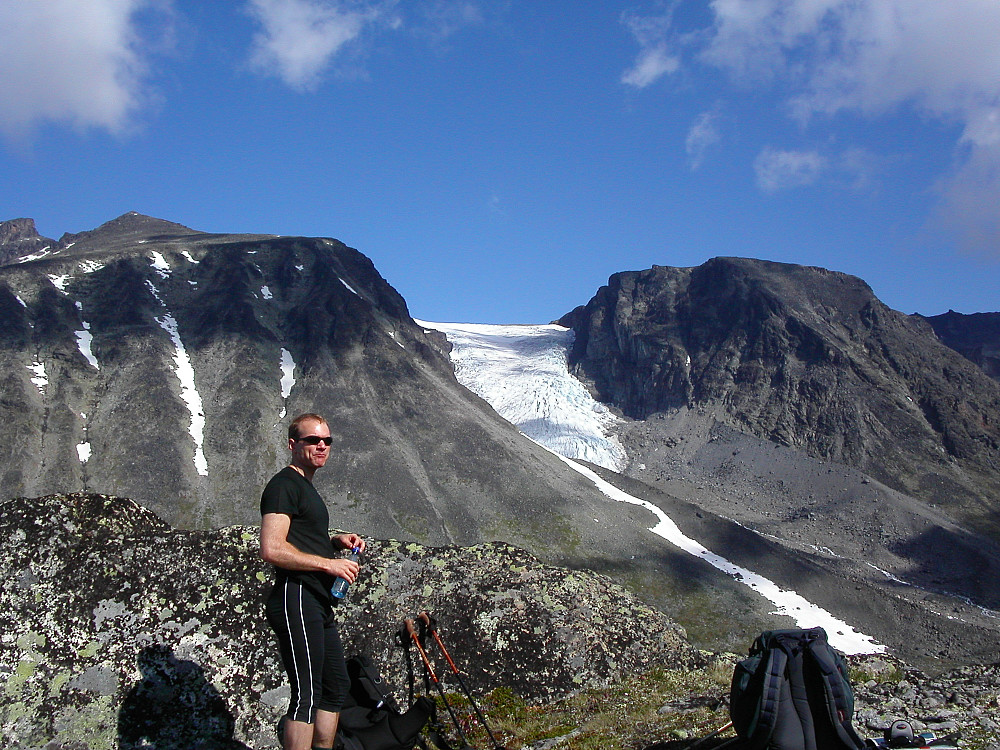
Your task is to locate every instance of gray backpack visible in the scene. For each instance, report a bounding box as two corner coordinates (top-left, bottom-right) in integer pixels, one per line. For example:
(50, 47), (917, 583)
(730, 628), (865, 750)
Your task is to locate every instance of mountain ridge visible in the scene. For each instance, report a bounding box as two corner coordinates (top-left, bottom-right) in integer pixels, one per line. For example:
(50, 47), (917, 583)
(557, 257), (1000, 537)
(2, 213), (999, 672)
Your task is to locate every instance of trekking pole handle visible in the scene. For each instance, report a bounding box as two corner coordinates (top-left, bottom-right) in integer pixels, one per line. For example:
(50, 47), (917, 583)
(404, 619), (440, 682)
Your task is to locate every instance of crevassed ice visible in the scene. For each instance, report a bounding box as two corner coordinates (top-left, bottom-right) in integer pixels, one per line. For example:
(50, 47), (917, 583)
(420, 322), (626, 471)
(145, 280), (208, 476)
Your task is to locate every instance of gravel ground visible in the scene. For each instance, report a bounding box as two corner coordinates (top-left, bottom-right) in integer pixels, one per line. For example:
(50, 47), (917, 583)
(607, 407), (1000, 672)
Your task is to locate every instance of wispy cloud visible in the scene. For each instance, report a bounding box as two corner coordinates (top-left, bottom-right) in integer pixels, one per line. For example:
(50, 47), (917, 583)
(686, 106), (722, 169)
(246, 0), (390, 91)
(640, 0), (1000, 254)
(754, 145), (885, 193)
(754, 148), (828, 192)
(933, 140), (1000, 256)
(0, 0), (172, 139)
(415, 0), (487, 42)
(620, 11), (680, 89)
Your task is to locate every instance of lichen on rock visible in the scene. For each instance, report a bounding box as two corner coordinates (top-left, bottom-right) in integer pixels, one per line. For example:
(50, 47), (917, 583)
(0, 493), (699, 749)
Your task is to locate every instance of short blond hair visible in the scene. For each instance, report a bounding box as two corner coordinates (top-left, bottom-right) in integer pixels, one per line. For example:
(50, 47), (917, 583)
(288, 413), (328, 441)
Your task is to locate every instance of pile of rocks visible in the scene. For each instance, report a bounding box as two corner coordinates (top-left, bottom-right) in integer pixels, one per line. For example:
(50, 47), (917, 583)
(851, 656), (1000, 747)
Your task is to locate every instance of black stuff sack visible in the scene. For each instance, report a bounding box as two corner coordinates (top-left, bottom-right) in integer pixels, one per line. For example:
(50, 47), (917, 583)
(730, 627), (865, 750)
(336, 654), (433, 750)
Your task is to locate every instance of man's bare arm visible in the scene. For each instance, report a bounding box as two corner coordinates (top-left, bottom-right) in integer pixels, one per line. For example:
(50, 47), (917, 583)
(260, 513), (360, 582)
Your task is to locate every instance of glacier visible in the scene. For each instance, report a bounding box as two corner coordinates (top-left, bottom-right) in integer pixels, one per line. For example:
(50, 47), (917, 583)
(423, 321), (884, 655)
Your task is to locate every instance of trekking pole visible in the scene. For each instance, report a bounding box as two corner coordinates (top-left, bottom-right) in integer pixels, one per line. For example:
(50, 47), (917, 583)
(404, 618), (476, 750)
(418, 612), (505, 750)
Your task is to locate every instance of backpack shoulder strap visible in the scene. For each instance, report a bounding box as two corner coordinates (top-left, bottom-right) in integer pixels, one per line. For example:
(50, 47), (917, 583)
(804, 638), (865, 750)
(731, 633), (789, 750)
(350, 654), (403, 714)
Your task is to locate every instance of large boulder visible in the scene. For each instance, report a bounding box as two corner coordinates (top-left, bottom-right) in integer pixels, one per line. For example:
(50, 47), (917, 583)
(0, 493), (698, 749)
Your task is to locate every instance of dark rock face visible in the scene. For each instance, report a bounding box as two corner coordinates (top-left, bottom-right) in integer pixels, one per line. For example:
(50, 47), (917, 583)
(923, 310), (1000, 382)
(0, 213), (598, 540)
(0, 493), (699, 749)
(558, 258), (1000, 536)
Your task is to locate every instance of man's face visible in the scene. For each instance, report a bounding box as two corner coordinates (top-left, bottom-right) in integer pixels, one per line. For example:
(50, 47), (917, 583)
(289, 419), (332, 472)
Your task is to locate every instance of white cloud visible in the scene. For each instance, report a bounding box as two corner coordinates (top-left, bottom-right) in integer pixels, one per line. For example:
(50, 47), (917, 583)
(934, 141), (1000, 254)
(620, 11), (680, 89)
(754, 148), (828, 192)
(415, 0), (486, 42)
(0, 0), (169, 138)
(622, 44), (680, 89)
(698, 0), (1000, 254)
(686, 107), (722, 169)
(246, 0), (389, 91)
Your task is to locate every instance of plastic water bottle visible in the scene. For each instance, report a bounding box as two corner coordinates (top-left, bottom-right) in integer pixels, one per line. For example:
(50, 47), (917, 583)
(330, 546), (361, 599)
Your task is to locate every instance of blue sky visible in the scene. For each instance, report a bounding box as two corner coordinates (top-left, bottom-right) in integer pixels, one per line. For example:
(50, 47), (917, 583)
(2, 1), (999, 323)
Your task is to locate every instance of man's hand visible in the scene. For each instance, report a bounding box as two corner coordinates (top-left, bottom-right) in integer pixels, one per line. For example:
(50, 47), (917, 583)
(332, 532), (365, 552)
(326, 555), (360, 583)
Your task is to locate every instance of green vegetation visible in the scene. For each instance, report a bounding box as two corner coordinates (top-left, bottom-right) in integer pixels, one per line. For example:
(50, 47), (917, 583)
(422, 658), (1000, 750)
(424, 658), (736, 750)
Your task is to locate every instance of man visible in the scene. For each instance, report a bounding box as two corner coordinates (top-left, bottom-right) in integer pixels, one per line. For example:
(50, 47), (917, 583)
(260, 413), (366, 750)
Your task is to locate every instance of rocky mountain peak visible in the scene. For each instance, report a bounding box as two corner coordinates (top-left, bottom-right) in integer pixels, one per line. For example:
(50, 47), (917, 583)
(56, 211), (204, 252)
(559, 256), (1000, 535)
(922, 309), (1000, 382)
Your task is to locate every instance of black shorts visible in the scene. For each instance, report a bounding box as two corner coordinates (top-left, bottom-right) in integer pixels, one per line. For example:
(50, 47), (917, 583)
(265, 579), (350, 722)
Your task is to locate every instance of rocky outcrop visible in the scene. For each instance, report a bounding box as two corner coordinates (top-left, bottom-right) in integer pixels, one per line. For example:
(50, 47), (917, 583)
(558, 258), (1000, 537)
(0, 218), (55, 266)
(0, 493), (699, 750)
(923, 310), (1000, 382)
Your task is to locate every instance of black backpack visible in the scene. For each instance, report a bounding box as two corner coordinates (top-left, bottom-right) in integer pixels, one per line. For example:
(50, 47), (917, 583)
(336, 654), (434, 750)
(729, 627), (865, 750)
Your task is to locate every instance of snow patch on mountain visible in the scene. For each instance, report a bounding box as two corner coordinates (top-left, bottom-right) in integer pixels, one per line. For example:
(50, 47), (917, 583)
(145, 279), (208, 477)
(28, 360), (47, 394)
(47, 274), (70, 293)
(74, 302), (99, 370)
(150, 252), (170, 276)
(279, 348), (296, 419)
(557, 453), (884, 654)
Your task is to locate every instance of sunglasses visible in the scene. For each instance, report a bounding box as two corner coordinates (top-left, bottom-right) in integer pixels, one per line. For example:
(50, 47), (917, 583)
(297, 435), (333, 446)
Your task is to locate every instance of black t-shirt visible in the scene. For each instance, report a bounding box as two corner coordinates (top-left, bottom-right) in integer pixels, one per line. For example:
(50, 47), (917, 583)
(260, 466), (337, 604)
